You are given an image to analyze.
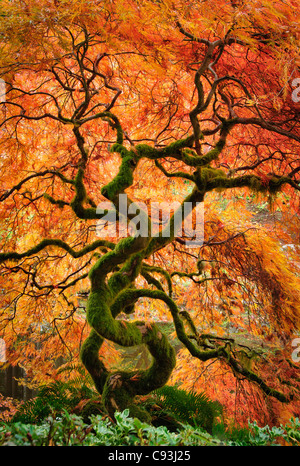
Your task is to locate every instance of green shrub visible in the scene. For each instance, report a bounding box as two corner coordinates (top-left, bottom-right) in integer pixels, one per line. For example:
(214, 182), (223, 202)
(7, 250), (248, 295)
(8, 377), (299, 447)
(1, 410), (299, 446)
(12, 381), (223, 433)
(0, 409), (223, 446)
(247, 418), (300, 446)
(214, 418), (300, 446)
(150, 385), (223, 433)
(212, 421), (250, 444)
(12, 380), (103, 424)
(283, 417), (300, 445)
(1, 411), (93, 446)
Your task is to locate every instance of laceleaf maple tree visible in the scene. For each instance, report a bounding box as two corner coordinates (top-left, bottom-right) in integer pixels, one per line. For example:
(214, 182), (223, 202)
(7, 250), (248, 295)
(0, 0), (300, 422)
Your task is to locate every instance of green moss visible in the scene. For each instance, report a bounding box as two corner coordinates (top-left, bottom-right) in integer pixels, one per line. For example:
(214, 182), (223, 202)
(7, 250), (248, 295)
(110, 285), (138, 317)
(0, 238), (115, 263)
(108, 255), (143, 297)
(43, 194), (68, 208)
(192, 165), (226, 192)
(108, 272), (132, 298)
(204, 173), (288, 197)
(136, 135), (194, 161)
(74, 168), (87, 200)
(115, 235), (136, 253)
(101, 154), (136, 200)
(200, 139), (226, 165)
(80, 329), (109, 394)
(178, 139), (226, 167)
(69, 168), (99, 219)
(161, 135), (194, 157)
(96, 111), (124, 145)
(88, 237), (146, 290)
(141, 270), (165, 292)
(115, 123), (124, 145)
(101, 319), (176, 421)
(249, 176), (267, 193)
(202, 167), (226, 181)
(136, 144), (158, 159)
(102, 371), (151, 421)
(268, 176), (286, 194)
(82, 277), (177, 420)
(142, 264), (172, 296)
(110, 143), (130, 158)
(86, 290), (143, 347)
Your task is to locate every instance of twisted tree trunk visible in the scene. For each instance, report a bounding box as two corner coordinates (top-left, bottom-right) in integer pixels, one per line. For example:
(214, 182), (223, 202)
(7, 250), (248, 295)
(80, 237), (176, 420)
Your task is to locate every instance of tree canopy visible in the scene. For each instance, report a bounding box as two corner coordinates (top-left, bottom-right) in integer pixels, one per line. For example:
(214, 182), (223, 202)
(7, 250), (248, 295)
(0, 0), (299, 424)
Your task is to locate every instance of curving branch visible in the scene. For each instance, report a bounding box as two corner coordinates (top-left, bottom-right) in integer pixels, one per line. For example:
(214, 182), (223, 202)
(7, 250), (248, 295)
(0, 238), (115, 263)
(90, 285), (290, 405)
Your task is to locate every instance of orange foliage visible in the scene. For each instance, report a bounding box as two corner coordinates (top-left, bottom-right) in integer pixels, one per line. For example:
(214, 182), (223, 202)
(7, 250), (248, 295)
(173, 346), (300, 427)
(0, 0), (299, 425)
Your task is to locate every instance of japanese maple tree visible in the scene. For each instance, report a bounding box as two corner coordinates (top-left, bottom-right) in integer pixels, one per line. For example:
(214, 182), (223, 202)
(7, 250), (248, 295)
(0, 0), (299, 422)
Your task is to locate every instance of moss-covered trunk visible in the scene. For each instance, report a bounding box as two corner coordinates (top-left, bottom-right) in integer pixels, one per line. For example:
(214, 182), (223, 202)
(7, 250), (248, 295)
(80, 235), (176, 420)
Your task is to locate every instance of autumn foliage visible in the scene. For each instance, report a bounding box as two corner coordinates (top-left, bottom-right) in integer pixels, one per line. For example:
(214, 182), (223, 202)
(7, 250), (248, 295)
(0, 0), (300, 426)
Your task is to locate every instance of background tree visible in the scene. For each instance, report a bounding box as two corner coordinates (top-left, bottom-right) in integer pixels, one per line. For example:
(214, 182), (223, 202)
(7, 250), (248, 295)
(0, 0), (299, 422)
